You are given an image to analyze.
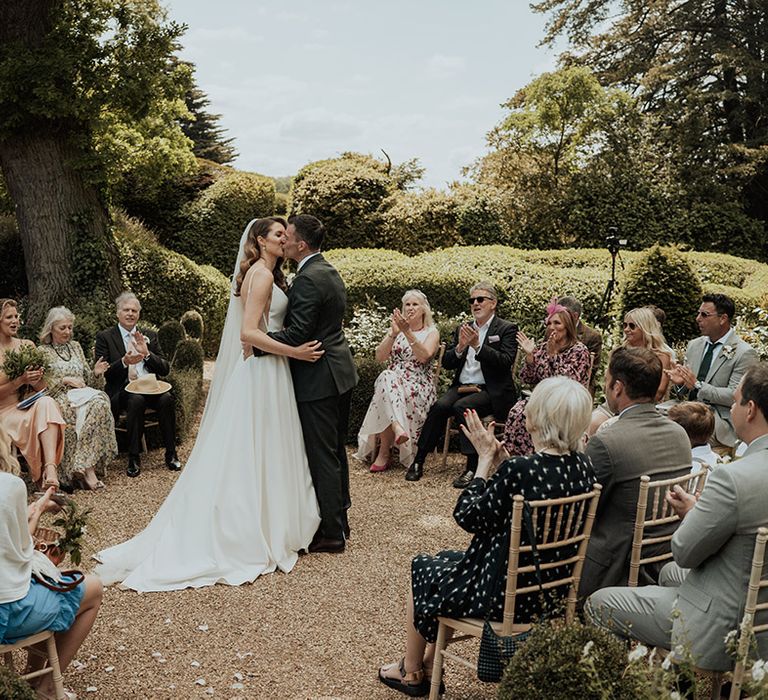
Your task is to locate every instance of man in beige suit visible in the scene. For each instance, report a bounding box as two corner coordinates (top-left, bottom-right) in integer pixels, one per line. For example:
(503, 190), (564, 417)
(578, 347), (691, 599)
(586, 363), (768, 671)
(668, 293), (758, 448)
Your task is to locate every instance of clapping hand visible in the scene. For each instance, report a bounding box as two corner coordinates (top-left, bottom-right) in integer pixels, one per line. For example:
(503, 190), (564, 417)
(93, 357), (109, 377)
(393, 308), (410, 334)
(460, 409), (509, 470)
(517, 331), (536, 357)
(132, 332), (149, 357)
(665, 362), (697, 390)
(457, 323), (479, 353)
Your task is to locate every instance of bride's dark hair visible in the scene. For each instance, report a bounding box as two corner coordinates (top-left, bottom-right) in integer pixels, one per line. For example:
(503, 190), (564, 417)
(234, 217), (288, 296)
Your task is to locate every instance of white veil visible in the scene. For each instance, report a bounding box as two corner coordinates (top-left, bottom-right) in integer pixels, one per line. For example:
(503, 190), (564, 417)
(197, 219), (257, 436)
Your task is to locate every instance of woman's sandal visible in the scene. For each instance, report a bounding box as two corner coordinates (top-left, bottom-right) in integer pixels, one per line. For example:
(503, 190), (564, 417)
(41, 463), (60, 490)
(378, 658), (428, 697)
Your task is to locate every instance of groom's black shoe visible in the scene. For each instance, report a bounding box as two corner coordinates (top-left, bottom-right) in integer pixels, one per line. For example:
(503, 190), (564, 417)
(127, 454), (141, 478)
(165, 452), (182, 471)
(308, 537), (345, 554)
(405, 461), (423, 481)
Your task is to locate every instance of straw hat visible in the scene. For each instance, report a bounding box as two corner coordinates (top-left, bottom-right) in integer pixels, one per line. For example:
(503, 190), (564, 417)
(125, 373), (171, 395)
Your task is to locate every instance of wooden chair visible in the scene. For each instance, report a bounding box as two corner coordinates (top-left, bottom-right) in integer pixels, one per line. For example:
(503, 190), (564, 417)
(114, 407), (159, 454)
(729, 527), (768, 699)
(628, 470), (708, 587)
(1, 630), (67, 699)
(433, 343), (446, 392)
(429, 484), (603, 698)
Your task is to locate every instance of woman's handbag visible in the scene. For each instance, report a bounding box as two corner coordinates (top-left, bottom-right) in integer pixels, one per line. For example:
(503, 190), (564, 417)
(477, 502), (552, 682)
(33, 570), (85, 592)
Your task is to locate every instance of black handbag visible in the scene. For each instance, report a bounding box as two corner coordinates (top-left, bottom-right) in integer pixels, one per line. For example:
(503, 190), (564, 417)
(477, 502), (552, 682)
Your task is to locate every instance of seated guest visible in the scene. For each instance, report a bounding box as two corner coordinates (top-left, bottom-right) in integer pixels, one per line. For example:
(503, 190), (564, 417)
(667, 401), (721, 474)
(378, 377), (596, 696)
(0, 299), (65, 490)
(503, 300), (591, 456)
(578, 347), (691, 600)
(38, 307), (117, 491)
(0, 428), (103, 700)
(667, 293), (758, 450)
(404, 282), (518, 487)
(355, 290), (440, 472)
(557, 295), (603, 394)
(586, 363), (768, 672)
(95, 292), (181, 478)
(588, 307), (675, 436)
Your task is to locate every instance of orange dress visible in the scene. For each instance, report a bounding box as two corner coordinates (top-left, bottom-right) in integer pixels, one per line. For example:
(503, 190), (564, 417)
(0, 341), (65, 479)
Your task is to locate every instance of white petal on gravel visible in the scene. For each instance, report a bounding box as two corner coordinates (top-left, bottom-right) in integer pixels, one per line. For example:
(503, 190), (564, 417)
(72, 660), (86, 671)
(164, 618), (171, 624)
(235, 651), (252, 660)
(116, 645), (126, 652)
(233, 672), (244, 681)
(89, 654), (98, 660)
(231, 683), (245, 690)
(191, 661), (201, 667)
(195, 678), (207, 686)
(151, 651), (162, 658)
(197, 624), (209, 632)
(104, 666), (115, 672)
(205, 689), (215, 696)
(86, 687), (97, 693)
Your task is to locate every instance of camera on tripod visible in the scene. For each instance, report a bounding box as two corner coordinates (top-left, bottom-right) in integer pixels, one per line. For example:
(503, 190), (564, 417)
(605, 226), (628, 255)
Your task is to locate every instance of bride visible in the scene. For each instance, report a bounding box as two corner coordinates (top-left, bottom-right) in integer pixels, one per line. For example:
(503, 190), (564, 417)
(95, 217), (322, 592)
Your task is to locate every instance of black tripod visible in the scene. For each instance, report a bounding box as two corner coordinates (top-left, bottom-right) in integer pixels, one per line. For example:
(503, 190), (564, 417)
(597, 233), (625, 325)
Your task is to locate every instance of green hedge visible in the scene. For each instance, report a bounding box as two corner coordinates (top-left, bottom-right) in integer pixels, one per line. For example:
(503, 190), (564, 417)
(348, 356), (384, 443)
(171, 169), (275, 273)
(167, 367), (203, 443)
(0, 665), (35, 700)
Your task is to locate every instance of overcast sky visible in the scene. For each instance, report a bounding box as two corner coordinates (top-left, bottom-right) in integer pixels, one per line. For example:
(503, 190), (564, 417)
(165, 1), (559, 189)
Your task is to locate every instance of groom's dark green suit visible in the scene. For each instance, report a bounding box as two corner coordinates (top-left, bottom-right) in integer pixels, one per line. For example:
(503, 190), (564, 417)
(268, 253), (358, 542)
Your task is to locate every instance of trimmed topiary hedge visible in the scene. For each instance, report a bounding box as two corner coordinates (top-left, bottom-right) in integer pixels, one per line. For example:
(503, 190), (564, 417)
(173, 338), (205, 374)
(167, 367), (203, 443)
(171, 169), (275, 273)
(180, 309), (204, 341)
(0, 664), (36, 700)
(158, 320), (186, 358)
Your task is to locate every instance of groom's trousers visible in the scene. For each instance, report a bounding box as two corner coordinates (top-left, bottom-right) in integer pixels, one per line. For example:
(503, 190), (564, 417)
(297, 389), (352, 541)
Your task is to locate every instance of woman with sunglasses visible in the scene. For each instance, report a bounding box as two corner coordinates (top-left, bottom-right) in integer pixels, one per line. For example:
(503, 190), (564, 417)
(502, 300), (591, 456)
(588, 307), (675, 436)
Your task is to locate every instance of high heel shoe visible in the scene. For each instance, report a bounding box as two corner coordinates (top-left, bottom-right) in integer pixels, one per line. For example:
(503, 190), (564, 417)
(40, 463), (60, 490)
(370, 461), (391, 473)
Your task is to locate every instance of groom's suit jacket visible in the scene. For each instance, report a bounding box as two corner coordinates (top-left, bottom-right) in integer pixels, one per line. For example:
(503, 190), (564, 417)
(676, 332), (757, 446)
(269, 254), (358, 402)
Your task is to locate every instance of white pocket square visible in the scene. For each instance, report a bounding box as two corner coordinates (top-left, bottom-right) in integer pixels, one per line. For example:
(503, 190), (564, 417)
(488, 335), (500, 343)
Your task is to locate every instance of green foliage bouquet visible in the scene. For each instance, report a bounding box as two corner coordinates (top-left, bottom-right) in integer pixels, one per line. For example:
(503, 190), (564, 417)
(51, 501), (92, 566)
(1, 344), (51, 398)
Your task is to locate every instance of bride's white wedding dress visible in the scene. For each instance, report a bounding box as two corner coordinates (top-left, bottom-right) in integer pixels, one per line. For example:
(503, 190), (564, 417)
(95, 229), (320, 592)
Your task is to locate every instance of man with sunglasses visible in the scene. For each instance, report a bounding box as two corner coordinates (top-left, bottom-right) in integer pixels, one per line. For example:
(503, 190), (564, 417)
(404, 282), (518, 486)
(667, 294), (757, 450)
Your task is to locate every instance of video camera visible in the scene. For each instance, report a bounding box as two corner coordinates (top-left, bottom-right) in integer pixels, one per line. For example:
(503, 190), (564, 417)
(605, 226), (628, 255)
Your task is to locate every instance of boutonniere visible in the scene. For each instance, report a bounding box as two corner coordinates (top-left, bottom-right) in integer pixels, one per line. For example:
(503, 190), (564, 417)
(721, 345), (735, 360)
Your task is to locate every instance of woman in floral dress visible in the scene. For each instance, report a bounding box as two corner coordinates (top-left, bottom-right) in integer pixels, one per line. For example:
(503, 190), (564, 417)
(38, 307), (117, 490)
(355, 290), (440, 472)
(503, 302), (591, 456)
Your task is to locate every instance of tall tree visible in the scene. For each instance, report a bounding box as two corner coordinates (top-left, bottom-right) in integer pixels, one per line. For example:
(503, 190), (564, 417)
(0, 0), (191, 324)
(533, 0), (768, 223)
(179, 65), (238, 165)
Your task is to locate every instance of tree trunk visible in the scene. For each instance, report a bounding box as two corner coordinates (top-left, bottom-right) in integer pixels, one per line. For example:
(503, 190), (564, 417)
(0, 0), (122, 326)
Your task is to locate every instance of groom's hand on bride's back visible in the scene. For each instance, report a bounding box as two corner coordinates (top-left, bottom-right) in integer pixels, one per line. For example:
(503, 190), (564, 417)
(294, 340), (324, 363)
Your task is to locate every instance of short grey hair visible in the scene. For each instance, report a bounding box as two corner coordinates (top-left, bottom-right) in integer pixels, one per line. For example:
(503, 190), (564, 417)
(39, 306), (75, 345)
(115, 291), (141, 312)
(470, 281), (497, 300)
(525, 376), (592, 452)
(557, 296), (582, 316)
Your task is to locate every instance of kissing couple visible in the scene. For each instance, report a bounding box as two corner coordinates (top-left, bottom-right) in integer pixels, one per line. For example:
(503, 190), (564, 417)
(96, 214), (358, 591)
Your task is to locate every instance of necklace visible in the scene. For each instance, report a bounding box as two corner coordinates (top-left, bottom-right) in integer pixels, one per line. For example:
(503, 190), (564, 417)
(53, 343), (72, 362)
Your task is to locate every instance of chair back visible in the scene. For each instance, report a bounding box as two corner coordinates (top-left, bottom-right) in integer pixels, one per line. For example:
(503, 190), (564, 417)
(731, 527), (768, 699)
(502, 484), (602, 634)
(433, 342), (446, 391)
(627, 469), (708, 587)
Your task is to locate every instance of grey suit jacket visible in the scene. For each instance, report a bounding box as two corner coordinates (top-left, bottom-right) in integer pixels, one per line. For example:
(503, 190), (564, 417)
(671, 434), (768, 670)
(681, 333), (758, 446)
(579, 403), (692, 598)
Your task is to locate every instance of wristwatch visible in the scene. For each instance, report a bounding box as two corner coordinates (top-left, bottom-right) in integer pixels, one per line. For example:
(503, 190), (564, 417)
(693, 380), (702, 391)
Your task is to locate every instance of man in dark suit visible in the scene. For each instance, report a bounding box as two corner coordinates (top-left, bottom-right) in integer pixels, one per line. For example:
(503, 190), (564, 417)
(558, 295), (602, 395)
(95, 292), (181, 477)
(405, 282), (518, 487)
(267, 214), (358, 554)
(578, 347), (691, 599)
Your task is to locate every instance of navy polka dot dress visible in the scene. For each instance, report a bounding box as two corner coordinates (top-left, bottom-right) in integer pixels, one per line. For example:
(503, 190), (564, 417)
(411, 452), (595, 642)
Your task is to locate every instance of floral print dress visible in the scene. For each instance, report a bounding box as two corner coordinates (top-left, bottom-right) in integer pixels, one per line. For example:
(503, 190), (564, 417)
(39, 341), (117, 482)
(355, 328), (437, 467)
(411, 451), (596, 642)
(503, 342), (591, 456)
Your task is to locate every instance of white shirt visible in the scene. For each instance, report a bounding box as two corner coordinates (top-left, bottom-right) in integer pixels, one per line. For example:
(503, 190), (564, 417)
(705, 328), (733, 366)
(119, 324), (148, 378)
(458, 315), (494, 386)
(691, 444), (721, 474)
(296, 252), (321, 273)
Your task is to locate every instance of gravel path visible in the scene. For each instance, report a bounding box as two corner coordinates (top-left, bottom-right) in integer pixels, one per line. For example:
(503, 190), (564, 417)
(42, 370), (497, 700)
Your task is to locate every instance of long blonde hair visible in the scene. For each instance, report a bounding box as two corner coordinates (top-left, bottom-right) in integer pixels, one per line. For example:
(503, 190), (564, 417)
(623, 307), (674, 359)
(401, 289), (435, 330)
(0, 424), (20, 476)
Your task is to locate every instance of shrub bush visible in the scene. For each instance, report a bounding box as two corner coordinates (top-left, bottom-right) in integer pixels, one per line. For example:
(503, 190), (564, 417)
(381, 189), (462, 254)
(348, 356), (385, 443)
(180, 309), (205, 341)
(158, 320), (186, 357)
(115, 212), (229, 356)
(171, 169), (275, 273)
(167, 367), (203, 443)
(499, 620), (640, 700)
(620, 245), (702, 344)
(0, 664), (36, 700)
(290, 153), (393, 249)
(173, 338), (205, 374)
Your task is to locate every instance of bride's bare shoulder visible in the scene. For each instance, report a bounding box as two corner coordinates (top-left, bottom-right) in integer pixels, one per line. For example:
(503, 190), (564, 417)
(243, 264), (273, 292)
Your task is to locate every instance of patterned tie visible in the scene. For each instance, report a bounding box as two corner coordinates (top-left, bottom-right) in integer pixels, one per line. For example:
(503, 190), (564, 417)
(690, 341), (720, 400)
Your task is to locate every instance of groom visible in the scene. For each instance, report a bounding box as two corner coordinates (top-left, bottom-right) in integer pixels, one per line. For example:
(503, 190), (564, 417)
(267, 214), (358, 553)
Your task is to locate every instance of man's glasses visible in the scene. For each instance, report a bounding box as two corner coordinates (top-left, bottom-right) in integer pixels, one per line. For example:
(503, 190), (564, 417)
(623, 321), (637, 330)
(696, 310), (721, 318)
(468, 296), (492, 304)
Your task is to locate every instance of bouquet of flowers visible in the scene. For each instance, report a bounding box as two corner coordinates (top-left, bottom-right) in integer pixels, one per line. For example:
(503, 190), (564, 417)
(2, 344), (51, 398)
(51, 501), (92, 566)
